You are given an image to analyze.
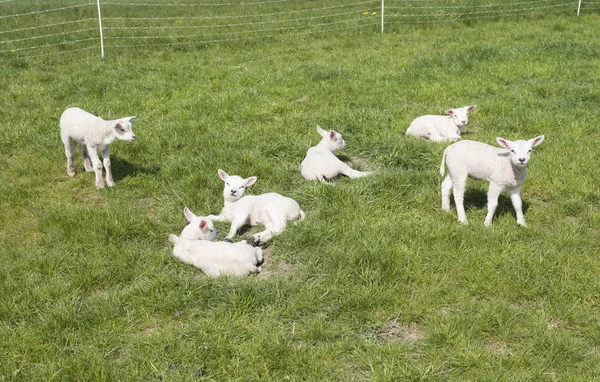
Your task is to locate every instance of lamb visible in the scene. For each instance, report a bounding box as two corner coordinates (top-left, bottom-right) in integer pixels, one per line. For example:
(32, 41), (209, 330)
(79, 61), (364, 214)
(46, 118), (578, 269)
(406, 105), (477, 142)
(206, 169), (305, 245)
(440, 135), (545, 227)
(168, 207), (263, 277)
(300, 125), (371, 183)
(59, 107), (137, 189)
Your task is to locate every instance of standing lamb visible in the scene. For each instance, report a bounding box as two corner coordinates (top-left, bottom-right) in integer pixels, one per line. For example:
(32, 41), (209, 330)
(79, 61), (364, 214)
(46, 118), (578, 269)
(60, 107), (137, 189)
(300, 125), (371, 183)
(406, 105), (476, 142)
(169, 207), (263, 277)
(440, 135), (544, 227)
(206, 169), (305, 245)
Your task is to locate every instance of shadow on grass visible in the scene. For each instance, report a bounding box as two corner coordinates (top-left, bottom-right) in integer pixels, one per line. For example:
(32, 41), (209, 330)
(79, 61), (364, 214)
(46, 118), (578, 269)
(463, 188), (530, 221)
(110, 156), (160, 182)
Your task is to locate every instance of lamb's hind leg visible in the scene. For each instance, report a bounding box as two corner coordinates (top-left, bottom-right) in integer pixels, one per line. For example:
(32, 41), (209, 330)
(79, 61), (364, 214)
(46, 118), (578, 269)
(62, 135), (76, 177)
(452, 175), (468, 225)
(340, 163), (370, 179)
(78, 142), (94, 172)
(250, 220), (286, 246)
(441, 174), (453, 212)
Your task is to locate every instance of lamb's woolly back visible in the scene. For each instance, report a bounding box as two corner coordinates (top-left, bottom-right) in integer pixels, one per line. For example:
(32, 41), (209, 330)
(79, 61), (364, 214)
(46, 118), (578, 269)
(300, 125), (371, 182)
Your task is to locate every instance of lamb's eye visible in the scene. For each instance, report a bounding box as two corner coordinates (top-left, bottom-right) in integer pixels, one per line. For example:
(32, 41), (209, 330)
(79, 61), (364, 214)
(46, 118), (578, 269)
(528, 150), (532, 153)
(226, 183), (230, 186)
(510, 150), (516, 153)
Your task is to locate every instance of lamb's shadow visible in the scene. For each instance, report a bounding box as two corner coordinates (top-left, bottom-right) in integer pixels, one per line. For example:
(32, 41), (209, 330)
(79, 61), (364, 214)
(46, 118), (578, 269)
(462, 189), (529, 221)
(110, 156), (160, 181)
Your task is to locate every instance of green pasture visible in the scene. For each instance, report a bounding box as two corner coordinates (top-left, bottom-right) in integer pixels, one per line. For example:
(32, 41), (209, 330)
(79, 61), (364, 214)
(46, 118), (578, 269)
(1, 10), (600, 381)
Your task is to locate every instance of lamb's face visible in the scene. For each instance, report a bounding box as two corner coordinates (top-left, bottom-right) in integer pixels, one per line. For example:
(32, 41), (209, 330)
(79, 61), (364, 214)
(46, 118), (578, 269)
(316, 126), (346, 152)
(497, 135), (545, 168)
(182, 207), (217, 241)
(447, 105), (476, 130)
(218, 169), (257, 202)
(113, 116), (137, 141)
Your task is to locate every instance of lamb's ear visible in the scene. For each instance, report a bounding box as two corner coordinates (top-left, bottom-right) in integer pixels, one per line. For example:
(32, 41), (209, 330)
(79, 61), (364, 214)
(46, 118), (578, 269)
(199, 220), (207, 230)
(126, 116), (136, 122)
(496, 137), (513, 149)
(218, 169), (229, 181)
(446, 109), (454, 115)
(529, 135), (545, 148)
(467, 105), (476, 111)
(245, 176), (257, 187)
(183, 207), (196, 223)
(316, 125), (326, 137)
(329, 130), (337, 140)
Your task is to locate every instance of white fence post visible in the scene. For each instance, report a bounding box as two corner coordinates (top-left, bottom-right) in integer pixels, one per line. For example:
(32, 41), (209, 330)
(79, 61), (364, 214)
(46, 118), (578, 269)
(96, 0), (105, 59)
(381, 0), (384, 33)
(577, 0), (582, 16)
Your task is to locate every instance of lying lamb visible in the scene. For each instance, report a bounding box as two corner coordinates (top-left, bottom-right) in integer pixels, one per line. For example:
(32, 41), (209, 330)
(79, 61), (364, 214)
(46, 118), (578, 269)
(406, 105), (476, 142)
(440, 135), (545, 227)
(60, 107), (136, 189)
(168, 207), (263, 277)
(300, 125), (371, 183)
(207, 169), (305, 245)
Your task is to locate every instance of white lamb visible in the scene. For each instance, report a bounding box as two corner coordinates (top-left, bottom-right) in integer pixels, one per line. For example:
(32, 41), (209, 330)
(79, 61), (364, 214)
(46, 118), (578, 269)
(60, 107), (137, 189)
(207, 169), (305, 245)
(168, 207), (263, 277)
(440, 135), (545, 227)
(300, 125), (371, 183)
(406, 105), (477, 142)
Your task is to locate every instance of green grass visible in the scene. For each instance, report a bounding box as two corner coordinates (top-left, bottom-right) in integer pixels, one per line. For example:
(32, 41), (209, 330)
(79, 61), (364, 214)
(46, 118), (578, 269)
(2, 11), (600, 381)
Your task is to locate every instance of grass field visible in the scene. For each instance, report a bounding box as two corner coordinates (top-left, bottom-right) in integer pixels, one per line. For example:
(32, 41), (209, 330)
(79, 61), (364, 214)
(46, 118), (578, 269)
(1, 10), (600, 381)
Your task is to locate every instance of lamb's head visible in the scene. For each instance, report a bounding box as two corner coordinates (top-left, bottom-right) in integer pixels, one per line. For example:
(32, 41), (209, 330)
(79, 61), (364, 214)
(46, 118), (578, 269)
(218, 169), (257, 202)
(496, 135), (544, 168)
(180, 207), (217, 241)
(112, 116), (137, 141)
(316, 125), (346, 152)
(446, 105), (476, 131)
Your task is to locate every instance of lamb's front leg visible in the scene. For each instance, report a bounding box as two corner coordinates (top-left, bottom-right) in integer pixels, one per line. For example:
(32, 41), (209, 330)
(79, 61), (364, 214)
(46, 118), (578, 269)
(206, 214), (227, 222)
(484, 183), (504, 227)
(86, 145), (105, 189)
(101, 145), (114, 187)
(225, 216), (247, 240)
(509, 186), (526, 227)
(339, 163), (370, 179)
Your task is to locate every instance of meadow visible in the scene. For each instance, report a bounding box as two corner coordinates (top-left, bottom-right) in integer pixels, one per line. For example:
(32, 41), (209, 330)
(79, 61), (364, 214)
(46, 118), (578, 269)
(1, 7), (600, 381)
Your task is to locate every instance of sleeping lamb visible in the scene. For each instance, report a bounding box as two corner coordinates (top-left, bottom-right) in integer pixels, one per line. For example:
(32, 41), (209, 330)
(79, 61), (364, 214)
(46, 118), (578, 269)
(168, 207), (263, 277)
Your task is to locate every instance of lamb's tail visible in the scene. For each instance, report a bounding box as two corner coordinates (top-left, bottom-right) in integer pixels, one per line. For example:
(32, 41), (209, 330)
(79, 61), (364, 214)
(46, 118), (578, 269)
(440, 148), (448, 176)
(168, 234), (179, 244)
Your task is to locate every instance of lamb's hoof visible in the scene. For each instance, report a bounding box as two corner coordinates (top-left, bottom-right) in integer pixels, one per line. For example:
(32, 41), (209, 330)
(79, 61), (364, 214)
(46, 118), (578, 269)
(95, 183), (105, 189)
(67, 169), (76, 178)
(517, 222), (528, 228)
(106, 181), (115, 187)
(223, 237), (233, 243)
(247, 236), (263, 247)
(458, 220), (468, 225)
(442, 206), (451, 212)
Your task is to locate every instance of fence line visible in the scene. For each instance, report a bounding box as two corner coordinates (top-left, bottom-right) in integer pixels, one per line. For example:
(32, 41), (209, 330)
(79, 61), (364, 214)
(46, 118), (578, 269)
(0, 0), (598, 61)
